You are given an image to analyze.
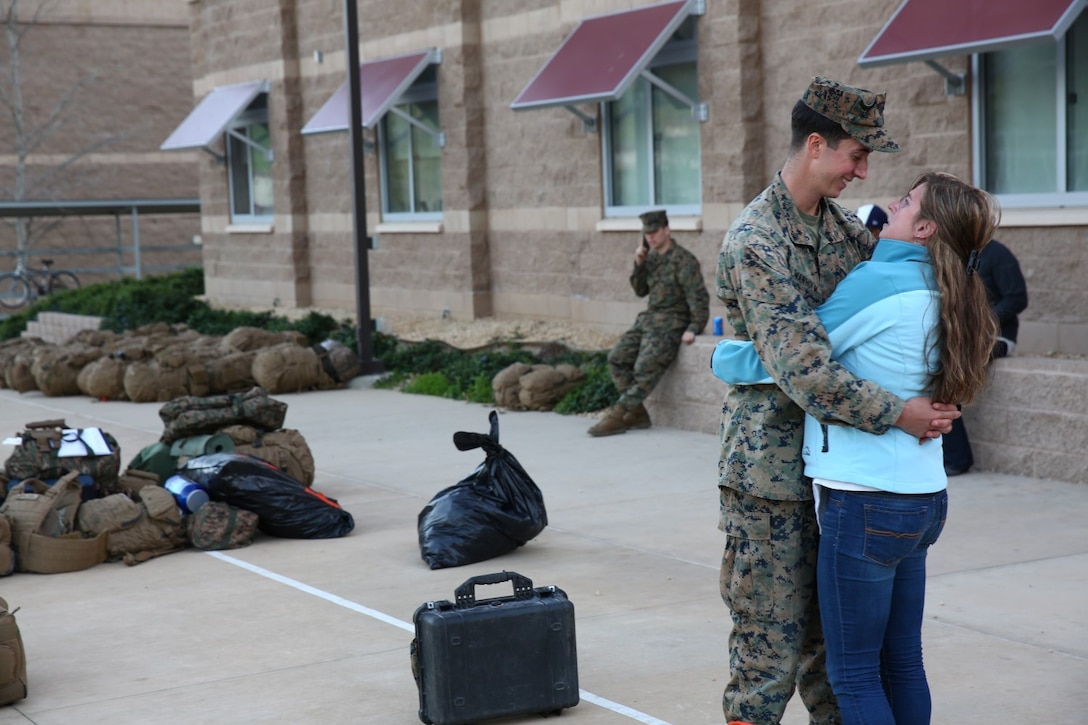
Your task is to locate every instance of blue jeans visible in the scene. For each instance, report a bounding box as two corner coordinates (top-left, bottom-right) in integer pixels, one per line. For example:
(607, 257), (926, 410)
(816, 487), (948, 725)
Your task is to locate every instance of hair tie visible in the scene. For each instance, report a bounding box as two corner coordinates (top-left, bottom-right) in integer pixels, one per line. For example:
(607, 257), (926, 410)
(966, 249), (981, 276)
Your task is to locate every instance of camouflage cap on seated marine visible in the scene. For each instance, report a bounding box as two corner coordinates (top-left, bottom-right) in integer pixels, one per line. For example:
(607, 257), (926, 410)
(801, 76), (901, 153)
(640, 210), (669, 232)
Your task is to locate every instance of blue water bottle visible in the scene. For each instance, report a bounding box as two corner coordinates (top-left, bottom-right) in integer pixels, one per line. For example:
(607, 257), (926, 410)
(164, 474), (209, 515)
(713, 316), (724, 336)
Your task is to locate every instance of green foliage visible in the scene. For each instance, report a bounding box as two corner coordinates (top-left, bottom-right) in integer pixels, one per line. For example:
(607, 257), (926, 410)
(374, 336), (617, 415)
(95, 267), (207, 331)
(402, 372), (453, 397)
(0, 267), (207, 341)
(0, 268), (357, 347)
(554, 354), (618, 414)
(466, 374), (494, 404)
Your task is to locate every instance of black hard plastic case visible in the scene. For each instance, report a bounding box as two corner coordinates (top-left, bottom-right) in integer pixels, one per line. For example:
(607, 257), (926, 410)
(412, 571), (579, 725)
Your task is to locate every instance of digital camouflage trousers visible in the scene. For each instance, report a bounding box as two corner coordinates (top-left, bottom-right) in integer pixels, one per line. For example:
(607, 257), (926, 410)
(719, 487), (841, 725)
(607, 322), (683, 409)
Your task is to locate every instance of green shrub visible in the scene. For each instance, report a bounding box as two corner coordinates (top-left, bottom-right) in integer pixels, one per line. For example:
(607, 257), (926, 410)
(466, 374), (494, 404)
(402, 372), (453, 397)
(373, 336), (618, 414)
(0, 268), (357, 347)
(554, 355), (618, 414)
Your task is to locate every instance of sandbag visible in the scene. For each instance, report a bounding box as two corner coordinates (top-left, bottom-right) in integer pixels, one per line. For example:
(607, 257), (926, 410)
(77, 355), (129, 400)
(251, 342), (326, 394)
(66, 328), (120, 348)
(6, 347), (40, 393)
(32, 343), (104, 397)
(205, 350), (258, 394)
(123, 344), (210, 402)
(313, 340), (361, 386)
(517, 364), (585, 411)
(0, 338), (39, 390)
(219, 425), (314, 487)
(491, 362), (534, 409)
(123, 358), (189, 403)
(178, 453), (353, 539)
(219, 327), (307, 353)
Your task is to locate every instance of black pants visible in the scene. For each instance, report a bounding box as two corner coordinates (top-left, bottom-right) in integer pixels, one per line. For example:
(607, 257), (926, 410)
(942, 414), (973, 472)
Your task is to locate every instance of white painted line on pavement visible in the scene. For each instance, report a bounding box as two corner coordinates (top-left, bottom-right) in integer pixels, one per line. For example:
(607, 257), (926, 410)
(207, 550), (674, 725)
(577, 691), (674, 724)
(205, 550), (414, 632)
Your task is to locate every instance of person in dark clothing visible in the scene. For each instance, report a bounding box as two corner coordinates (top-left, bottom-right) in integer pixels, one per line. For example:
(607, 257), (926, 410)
(943, 238), (1028, 475)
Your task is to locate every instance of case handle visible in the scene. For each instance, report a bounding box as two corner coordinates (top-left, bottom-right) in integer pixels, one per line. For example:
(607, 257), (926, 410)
(454, 570), (533, 608)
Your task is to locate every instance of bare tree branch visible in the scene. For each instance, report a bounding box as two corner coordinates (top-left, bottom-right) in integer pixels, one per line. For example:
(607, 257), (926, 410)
(0, 0), (121, 257)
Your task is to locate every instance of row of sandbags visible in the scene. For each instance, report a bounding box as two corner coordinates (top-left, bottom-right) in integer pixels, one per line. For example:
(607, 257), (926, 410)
(0, 323), (362, 402)
(491, 362), (586, 411)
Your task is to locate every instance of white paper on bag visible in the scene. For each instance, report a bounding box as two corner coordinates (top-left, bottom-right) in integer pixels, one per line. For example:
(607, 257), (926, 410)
(58, 428), (112, 457)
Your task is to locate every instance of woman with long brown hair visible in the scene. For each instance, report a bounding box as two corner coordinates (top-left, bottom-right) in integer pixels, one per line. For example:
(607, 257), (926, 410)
(713, 171), (999, 724)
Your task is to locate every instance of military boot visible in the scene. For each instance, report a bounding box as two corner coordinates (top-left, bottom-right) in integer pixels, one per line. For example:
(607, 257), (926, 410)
(623, 402), (652, 430)
(587, 404), (628, 437)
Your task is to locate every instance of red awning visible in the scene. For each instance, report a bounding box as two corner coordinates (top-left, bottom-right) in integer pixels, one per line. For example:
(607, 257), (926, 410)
(301, 49), (438, 135)
(859, 0), (1084, 67)
(161, 80), (267, 151)
(511, 0), (692, 110)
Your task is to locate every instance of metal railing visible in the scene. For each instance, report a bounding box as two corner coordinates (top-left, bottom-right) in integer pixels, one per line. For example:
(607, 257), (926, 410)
(0, 198), (201, 280)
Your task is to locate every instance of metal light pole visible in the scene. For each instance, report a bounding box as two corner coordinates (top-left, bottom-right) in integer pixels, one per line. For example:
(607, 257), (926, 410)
(343, 0), (384, 373)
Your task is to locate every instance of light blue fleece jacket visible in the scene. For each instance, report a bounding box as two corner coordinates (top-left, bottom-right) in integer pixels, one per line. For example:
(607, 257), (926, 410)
(712, 239), (946, 493)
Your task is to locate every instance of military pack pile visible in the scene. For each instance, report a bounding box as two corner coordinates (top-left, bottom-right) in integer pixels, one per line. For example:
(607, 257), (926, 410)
(0, 387), (353, 576)
(0, 323), (362, 401)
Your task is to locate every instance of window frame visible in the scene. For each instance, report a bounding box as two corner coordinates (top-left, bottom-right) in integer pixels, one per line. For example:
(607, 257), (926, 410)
(376, 71), (444, 223)
(601, 20), (701, 219)
(225, 97), (274, 224)
(973, 14), (1088, 208)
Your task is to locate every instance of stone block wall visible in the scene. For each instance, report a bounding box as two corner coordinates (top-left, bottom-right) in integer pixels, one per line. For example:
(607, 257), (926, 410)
(967, 357), (1088, 484)
(178, 0), (1088, 359)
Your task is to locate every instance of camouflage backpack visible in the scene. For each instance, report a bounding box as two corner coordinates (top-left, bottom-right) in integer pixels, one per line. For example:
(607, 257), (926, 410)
(158, 386), (288, 443)
(186, 501), (259, 551)
(3, 419), (121, 497)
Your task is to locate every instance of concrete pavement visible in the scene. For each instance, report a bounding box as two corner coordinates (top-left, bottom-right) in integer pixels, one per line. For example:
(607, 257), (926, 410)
(0, 381), (1084, 724)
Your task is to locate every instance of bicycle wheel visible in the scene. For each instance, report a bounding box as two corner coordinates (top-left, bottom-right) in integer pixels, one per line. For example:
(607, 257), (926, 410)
(0, 273), (31, 308)
(48, 271), (80, 295)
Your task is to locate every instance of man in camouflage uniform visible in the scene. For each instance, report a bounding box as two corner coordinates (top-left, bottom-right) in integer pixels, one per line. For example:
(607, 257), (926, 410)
(588, 210), (709, 437)
(716, 77), (958, 723)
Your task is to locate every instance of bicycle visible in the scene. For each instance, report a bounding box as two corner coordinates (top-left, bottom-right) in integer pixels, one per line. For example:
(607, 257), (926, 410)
(0, 258), (81, 309)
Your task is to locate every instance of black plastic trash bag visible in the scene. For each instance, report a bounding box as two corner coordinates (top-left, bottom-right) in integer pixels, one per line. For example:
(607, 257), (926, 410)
(418, 410), (548, 569)
(178, 452), (354, 539)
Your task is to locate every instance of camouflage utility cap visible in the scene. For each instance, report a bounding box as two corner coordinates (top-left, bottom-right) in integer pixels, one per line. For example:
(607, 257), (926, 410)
(802, 76), (900, 153)
(640, 210), (669, 232)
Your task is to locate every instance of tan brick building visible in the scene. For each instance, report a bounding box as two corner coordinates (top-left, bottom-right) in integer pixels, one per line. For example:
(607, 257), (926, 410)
(0, 0), (201, 285)
(163, 0), (1087, 356)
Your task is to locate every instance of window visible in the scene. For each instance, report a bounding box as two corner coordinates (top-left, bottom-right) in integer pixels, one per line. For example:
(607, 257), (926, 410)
(603, 17), (701, 217)
(378, 66), (443, 220)
(227, 94), (273, 223)
(978, 10), (1088, 204)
